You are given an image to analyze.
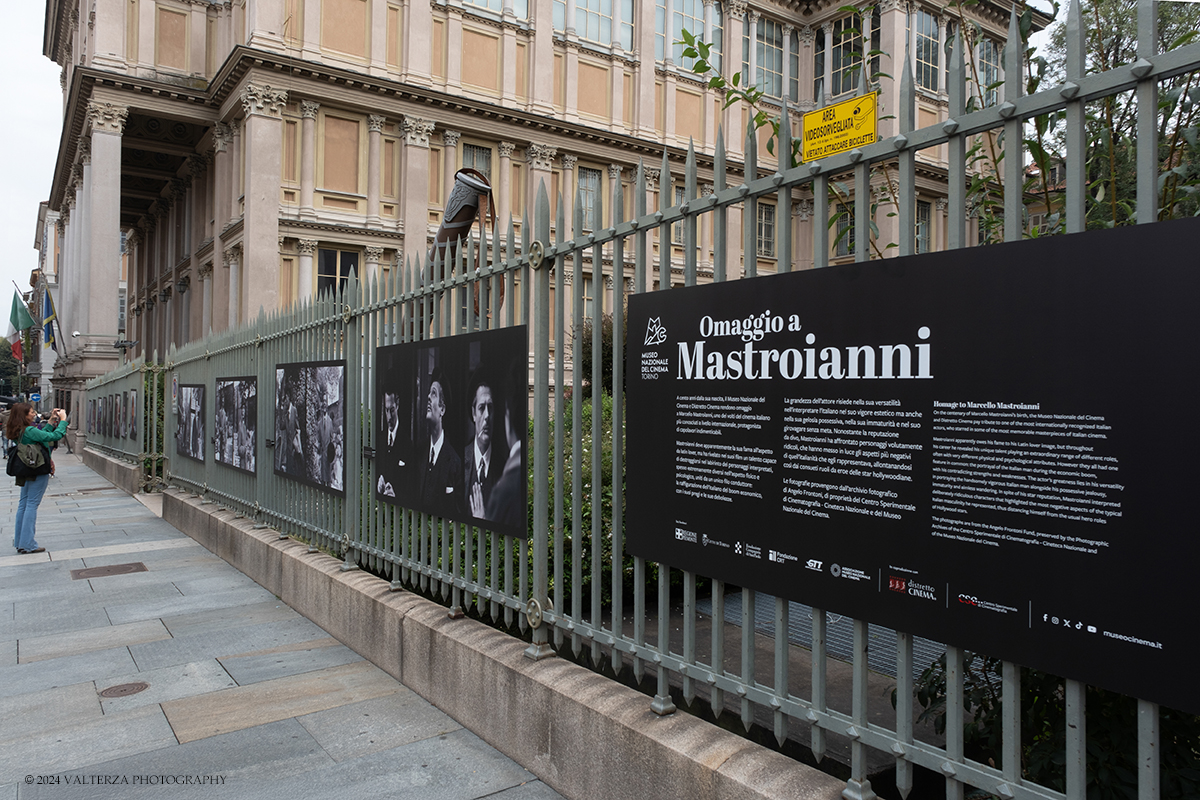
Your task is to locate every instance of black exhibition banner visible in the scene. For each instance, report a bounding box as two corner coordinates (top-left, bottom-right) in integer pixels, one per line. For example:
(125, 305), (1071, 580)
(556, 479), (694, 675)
(626, 217), (1200, 714)
(375, 325), (529, 538)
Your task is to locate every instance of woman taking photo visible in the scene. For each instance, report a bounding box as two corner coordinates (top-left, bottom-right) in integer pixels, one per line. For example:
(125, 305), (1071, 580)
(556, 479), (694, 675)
(8, 403), (68, 554)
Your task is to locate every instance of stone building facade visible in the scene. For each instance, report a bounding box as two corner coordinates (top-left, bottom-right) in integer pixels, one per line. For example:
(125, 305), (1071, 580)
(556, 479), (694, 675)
(41, 0), (1042, 432)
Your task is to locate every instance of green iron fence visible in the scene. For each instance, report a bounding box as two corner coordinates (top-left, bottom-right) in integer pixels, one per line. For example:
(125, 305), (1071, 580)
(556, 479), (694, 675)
(88, 2), (1200, 798)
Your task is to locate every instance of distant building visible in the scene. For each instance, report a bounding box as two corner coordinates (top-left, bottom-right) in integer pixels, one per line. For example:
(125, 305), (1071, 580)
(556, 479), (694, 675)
(40, 0), (1046, 428)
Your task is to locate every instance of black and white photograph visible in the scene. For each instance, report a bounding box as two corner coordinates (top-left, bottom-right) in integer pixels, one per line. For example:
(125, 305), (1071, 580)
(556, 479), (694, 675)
(87, 399), (95, 435)
(273, 361), (345, 495)
(128, 389), (138, 440)
(375, 326), (527, 537)
(215, 377), (257, 474)
(174, 384), (205, 462)
(120, 391), (128, 438)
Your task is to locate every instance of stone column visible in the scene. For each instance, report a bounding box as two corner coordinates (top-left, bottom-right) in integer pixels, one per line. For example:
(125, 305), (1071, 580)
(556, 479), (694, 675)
(526, 143), (557, 226)
(92, 0), (126, 70)
(239, 83), (287, 320)
(367, 115), (386, 228)
(229, 118), (243, 220)
(798, 24), (815, 111)
(160, 286), (174, 350)
(211, 123), (232, 333)
(199, 262), (214, 335)
(365, 246), (384, 279)
(189, 0), (207, 75)
(442, 129), (461, 212)
(783, 24), (794, 104)
(300, 101), (319, 219)
(822, 20), (835, 103)
(297, 238), (318, 301)
(723, 1), (747, 156)
(446, 7), (464, 91)
(225, 245), (242, 327)
(748, 11), (760, 89)
(401, 117), (436, 264)
(302, 0), (321, 60)
(530, 0), (555, 115)
(936, 197), (947, 252)
(369, 0), (388, 76)
(497, 142), (515, 247)
(83, 101), (127, 349)
(700, 184), (714, 272)
(560, 154), (577, 236)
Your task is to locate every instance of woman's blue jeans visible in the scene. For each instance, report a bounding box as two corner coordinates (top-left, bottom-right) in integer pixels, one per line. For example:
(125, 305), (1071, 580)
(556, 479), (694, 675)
(14, 473), (50, 551)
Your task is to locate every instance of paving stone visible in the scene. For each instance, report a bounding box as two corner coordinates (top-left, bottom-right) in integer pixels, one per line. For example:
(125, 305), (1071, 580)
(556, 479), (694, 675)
(98, 659), (238, 714)
(19, 619), (171, 664)
(12, 719), (332, 800)
(0, 682), (103, 744)
(0, 646), (137, 701)
(160, 600), (300, 640)
(129, 616), (329, 672)
(49, 538), (200, 562)
(296, 690), (462, 763)
(11, 604), (113, 639)
(105, 587), (274, 627)
(161, 660), (403, 744)
(0, 704), (178, 787)
(220, 641), (363, 685)
(485, 781), (566, 800)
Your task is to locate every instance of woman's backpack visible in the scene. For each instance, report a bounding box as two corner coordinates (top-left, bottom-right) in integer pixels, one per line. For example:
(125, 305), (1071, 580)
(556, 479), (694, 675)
(6, 442), (51, 478)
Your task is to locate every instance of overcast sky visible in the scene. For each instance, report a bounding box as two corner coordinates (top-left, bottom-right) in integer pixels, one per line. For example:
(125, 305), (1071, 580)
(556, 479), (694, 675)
(0, 4), (63, 306)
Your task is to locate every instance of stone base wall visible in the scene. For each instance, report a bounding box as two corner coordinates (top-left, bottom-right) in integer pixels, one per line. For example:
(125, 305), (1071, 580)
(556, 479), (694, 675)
(161, 488), (845, 800)
(82, 448), (142, 495)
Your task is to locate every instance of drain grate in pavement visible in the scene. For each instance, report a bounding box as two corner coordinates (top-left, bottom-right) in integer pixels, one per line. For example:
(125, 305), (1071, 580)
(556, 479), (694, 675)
(71, 562), (148, 580)
(99, 682), (149, 698)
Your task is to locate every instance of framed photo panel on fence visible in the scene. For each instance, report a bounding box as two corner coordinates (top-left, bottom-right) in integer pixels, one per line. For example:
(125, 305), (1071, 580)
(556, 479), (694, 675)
(215, 377), (257, 475)
(273, 361), (345, 495)
(87, 399), (94, 434)
(374, 326), (528, 538)
(128, 389), (137, 441)
(175, 385), (205, 463)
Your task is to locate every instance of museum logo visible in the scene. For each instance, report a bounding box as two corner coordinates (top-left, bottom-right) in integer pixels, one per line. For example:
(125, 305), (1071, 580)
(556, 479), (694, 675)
(644, 317), (667, 346)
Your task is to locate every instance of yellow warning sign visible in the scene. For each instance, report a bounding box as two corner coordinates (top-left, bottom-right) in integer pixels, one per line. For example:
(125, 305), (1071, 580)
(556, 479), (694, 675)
(801, 93), (878, 162)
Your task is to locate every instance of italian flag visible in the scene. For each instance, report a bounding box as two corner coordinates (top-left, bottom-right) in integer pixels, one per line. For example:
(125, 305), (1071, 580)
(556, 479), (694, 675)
(7, 291), (33, 362)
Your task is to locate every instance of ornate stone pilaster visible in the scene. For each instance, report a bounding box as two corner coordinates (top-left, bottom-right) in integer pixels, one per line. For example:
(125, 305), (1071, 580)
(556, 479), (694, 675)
(800, 24), (815, 47)
(402, 116), (436, 147)
(297, 238), (318, 255)
(498, 141), (516, 158)
(701, 184), (714, 197)
(796, 198), (814, 220)
(936, 197), (948, 213)
(442, 129), (462, 148)
(644, 168), (661, 191)
(213, 122), (232, 153)
(747, 10), (760, 26)
(125, 229), (141, 251)
(726, 0), (746, 20)
(365, 246), (385, 264)
(85, 101), (129, 134)
(301, 100), (320, 118)
(239, 83), (288, 117)
(368, 115), (387, 133)
(526, 143), (557, 171)
(562, 270), (572, 285)
(198, 262), (214, 279)
(561, 154), (578, 172)
(608, 164), (622, 181)
(604, 275), (614, 290)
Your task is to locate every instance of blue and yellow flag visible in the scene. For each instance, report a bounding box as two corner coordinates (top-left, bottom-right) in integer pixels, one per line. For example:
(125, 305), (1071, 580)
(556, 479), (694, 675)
(42, 288), (57, 353)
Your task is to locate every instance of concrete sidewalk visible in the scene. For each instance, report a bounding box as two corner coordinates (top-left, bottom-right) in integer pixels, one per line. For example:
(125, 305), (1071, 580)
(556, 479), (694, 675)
(0, 453), (562, 800)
